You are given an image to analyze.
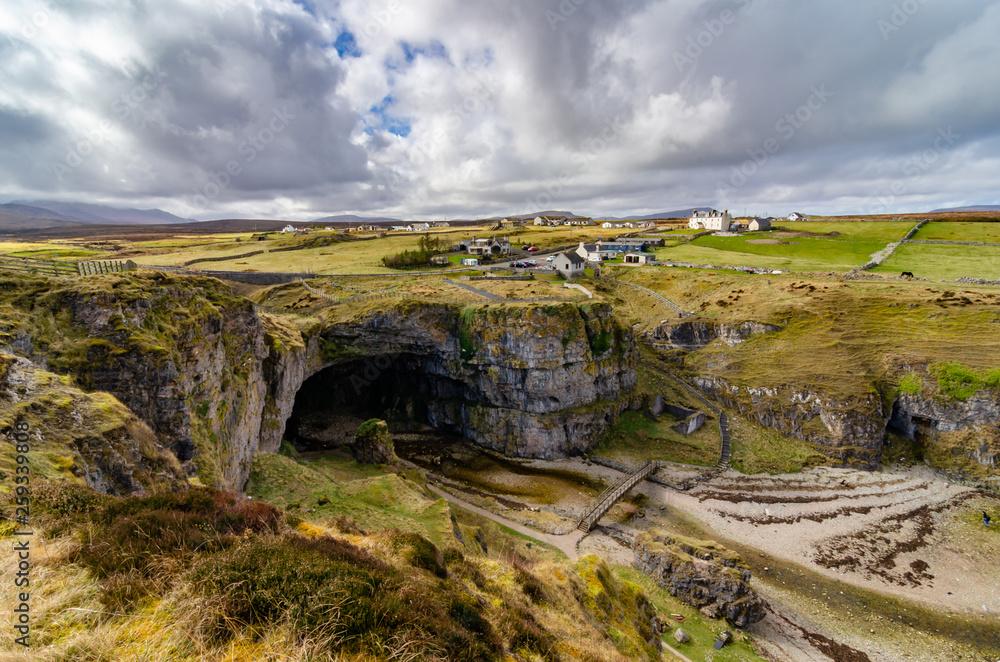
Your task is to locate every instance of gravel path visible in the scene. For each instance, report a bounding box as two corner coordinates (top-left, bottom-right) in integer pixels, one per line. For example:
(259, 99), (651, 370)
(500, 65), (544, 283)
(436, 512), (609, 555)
(427, 484), (584, 558)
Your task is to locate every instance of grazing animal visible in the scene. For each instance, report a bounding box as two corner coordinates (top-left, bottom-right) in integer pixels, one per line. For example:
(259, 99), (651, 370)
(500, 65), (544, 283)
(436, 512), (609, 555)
(985, 511), (992, 527)
(901, 271), (915, 278)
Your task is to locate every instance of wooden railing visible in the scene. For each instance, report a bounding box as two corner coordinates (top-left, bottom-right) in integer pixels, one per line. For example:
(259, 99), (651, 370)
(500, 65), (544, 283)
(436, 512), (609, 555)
(577, 461), (660, 532)
(0, 256), (135, 278)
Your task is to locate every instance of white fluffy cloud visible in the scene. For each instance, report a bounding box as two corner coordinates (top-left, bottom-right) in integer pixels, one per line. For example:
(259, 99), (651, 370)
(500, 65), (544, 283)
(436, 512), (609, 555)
(0, 0), (998, 220)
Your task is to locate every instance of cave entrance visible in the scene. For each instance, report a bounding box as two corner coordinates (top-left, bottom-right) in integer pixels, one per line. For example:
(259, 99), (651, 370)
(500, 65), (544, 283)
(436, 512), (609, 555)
(283, 355), (464, 452)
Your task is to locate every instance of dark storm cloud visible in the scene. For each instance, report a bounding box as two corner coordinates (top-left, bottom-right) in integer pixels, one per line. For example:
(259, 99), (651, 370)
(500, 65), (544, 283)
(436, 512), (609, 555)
(0, 0), (997, 219)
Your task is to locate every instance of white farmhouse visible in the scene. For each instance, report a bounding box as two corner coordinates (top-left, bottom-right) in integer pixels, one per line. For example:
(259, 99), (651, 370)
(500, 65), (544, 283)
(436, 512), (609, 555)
(688, 210), (732, 231)
(552, 251), (586, 278)
(282, 224), (297, 233)
(748, 218), (772, 231)
(787, 212), (806, 221)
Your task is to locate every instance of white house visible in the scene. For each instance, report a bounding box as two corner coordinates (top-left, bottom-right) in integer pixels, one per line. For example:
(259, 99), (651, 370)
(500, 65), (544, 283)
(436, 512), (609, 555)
(787, 212), (806, 221)
(465, 236), (511, 256)
(688, 210), (732, 231)
(553, 251), (586, 278)
(575, 242), (617, 262)
(282, 225), (297, 233)
(748, 218), (772, 231)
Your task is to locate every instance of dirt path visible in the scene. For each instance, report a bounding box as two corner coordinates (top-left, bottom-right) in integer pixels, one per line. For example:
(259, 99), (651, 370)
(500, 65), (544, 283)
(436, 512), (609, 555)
(427, 484), (585, 559)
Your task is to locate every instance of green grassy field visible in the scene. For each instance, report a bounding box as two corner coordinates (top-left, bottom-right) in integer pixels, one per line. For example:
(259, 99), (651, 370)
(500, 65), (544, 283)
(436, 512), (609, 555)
(873, 242), (1000, 280)
(655, 222), (917, 273)
(911, 221), (1000, 243)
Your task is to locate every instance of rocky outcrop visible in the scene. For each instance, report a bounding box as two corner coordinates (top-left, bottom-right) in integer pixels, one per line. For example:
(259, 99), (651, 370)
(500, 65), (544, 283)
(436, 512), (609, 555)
(3, 274), (637, 488)
(891, 391), (1000, 469)
(1, 273), (269, 490)
(633, 529), (766, 628)
(0, 354), (185, 495)
(693, 376), (888, 466)
(352, 419), (398, 464)
(273, 301), (639, 460)
(647, 321), (780, 351)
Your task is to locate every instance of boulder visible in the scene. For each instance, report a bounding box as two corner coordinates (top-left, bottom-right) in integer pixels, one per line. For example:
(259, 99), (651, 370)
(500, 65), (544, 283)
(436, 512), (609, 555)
(633, 529), (766, 628)
(352, 419), (398, 465)
(673, 628), (690, 644)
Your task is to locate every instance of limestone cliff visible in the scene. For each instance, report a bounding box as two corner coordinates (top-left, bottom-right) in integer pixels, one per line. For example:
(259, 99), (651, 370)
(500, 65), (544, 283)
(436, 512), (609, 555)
(891, 390), (1000, 471)
(692, 375), (890, 467)
(268, 300), (640, 459)
(0, 273), (267, 490)
(1, 274), (637, 490)
(646, 320), (781, 351)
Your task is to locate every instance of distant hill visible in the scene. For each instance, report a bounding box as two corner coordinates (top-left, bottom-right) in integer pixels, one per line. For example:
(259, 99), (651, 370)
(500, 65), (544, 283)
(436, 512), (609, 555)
(12, 200), (193, 225)
(598, 208), (712, 221)
(929, 205), (1000, 213)
(0, 203), (86, 230)
(310, 214), (405, 226)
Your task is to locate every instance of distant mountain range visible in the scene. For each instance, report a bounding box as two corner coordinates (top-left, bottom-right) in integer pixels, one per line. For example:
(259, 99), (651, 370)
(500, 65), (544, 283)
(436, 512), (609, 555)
(0, 201), (194, 230)
(310, 213), (405, 225)
(597, 208), (713, 221)
(929, 205), (1000, 213)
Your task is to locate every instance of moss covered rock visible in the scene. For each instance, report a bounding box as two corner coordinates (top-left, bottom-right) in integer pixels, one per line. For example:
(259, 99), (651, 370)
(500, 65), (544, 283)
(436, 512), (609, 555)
(352, 419), (398, 465)
(633, 528), (766, 628)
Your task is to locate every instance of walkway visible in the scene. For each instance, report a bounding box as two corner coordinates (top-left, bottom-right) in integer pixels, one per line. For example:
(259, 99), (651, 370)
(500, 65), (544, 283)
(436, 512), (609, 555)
(577, 461), (660, 532)
(615, 281), (690, 317)
(426, 484), (584, 559)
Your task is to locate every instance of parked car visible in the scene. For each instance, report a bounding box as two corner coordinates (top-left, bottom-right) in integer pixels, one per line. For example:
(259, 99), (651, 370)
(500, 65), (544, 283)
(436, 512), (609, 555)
(527, 246), (539, 252)
(536, 265), (555, 271)
(521, 245), (530, 250)
(525, 259), (537, 266)
(546, 255), (556, 262)
(511, 261), (527, 268)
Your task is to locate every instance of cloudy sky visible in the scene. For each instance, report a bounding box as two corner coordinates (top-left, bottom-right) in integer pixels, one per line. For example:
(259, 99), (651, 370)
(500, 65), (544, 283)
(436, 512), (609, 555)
(1, 0), (998, 221)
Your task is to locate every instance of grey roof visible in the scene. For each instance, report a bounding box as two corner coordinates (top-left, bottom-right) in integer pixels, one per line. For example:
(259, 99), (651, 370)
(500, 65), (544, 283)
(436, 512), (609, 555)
(562, 252), (585, 265)
(582, 243), (599, 251)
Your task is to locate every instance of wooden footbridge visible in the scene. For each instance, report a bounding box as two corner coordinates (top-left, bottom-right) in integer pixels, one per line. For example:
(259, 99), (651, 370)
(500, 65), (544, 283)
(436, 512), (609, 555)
(577, 460), (661, 532)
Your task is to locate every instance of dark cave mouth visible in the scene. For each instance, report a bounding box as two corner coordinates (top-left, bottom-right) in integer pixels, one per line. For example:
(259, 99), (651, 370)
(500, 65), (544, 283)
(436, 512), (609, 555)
(282, 355), (466, 452)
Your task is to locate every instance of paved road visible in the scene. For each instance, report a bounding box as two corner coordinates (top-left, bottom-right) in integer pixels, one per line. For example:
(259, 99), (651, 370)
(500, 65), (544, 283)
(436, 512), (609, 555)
(427, 484), (584, 559)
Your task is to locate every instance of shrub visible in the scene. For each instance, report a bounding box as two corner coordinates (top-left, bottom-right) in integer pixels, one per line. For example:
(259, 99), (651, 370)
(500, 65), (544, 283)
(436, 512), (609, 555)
(189, 535), (500, 660)
(71, 488), (283, 609)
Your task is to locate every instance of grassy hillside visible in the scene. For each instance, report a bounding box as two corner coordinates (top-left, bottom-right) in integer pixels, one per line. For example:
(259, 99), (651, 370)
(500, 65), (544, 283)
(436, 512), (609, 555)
(0, 458), (770, 662)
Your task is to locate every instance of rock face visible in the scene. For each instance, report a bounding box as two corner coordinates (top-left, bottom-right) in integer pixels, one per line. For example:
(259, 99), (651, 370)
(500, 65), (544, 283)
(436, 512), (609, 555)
(891, 391), (1000, 469)
(647, 321), (780, 351)
(3, 274), (637, 489)
(0, 354), (185, 495)
(270, 301), (639, 459)
(352, 419), (398, 464)
(1, 273), (269, 490)
(693, 375), (889, 467)
(633, 529), (766, 629)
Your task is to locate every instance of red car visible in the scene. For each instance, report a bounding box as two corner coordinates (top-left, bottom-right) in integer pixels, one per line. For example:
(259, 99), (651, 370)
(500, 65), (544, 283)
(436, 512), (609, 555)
(527, 246), (539, 252)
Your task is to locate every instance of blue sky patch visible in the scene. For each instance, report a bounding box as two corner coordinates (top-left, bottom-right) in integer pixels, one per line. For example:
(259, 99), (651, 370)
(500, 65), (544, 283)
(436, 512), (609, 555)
(334, 30), (361, 58)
